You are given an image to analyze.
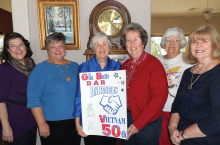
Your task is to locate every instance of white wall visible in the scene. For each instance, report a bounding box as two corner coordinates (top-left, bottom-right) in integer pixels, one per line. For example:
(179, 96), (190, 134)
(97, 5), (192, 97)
(11, 0), (151, 144)
(11, 0), (151, 65)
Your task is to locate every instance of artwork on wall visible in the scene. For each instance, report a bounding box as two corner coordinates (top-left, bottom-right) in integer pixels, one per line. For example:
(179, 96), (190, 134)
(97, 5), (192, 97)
(37, 0), (80, 50)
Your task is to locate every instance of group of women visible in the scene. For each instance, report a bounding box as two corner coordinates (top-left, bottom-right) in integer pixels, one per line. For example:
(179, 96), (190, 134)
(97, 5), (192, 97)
(0, 23), (220, 145)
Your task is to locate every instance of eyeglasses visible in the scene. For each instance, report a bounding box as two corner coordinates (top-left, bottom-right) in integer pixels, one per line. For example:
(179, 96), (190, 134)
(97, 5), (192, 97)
(126, 38), (141, 44)
(9, 44), (26, 49)
(165, 39), (181, 43)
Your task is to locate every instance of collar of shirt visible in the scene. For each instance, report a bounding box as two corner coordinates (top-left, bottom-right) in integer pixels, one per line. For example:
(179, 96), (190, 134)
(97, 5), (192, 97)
(126, 51), (147, 86)
(93, 56), (111, 71)
(126, 51), (147, 109)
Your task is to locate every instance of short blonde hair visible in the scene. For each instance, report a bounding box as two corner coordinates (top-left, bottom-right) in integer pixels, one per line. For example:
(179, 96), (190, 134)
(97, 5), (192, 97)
(184, 25), (220, 64)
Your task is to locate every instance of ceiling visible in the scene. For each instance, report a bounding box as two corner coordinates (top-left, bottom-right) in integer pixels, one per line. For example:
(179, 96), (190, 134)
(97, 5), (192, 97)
(1, 0), (220, 18)
(151, 0), (220, 17)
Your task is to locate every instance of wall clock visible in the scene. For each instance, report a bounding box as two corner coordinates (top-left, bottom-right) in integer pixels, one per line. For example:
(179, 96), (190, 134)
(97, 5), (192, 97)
(97, 9), (124, 37)
(84, 0), (131, 61)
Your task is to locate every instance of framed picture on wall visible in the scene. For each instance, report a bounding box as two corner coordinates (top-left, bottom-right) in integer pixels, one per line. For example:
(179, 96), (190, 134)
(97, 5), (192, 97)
(37, 0), (81, 50)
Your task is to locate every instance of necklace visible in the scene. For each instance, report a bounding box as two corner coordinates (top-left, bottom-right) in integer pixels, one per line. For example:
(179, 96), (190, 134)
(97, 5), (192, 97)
(50, 59), (71, 82)
(188, 60), (211, 89)
(56, 64), (72, 82)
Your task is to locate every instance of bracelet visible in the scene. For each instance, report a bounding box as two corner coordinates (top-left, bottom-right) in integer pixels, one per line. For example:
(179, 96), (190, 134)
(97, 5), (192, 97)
(181, 132), (186, 140)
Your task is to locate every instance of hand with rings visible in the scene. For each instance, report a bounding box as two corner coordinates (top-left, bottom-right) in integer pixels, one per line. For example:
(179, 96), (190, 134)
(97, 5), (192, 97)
(169, 126), (181, 145)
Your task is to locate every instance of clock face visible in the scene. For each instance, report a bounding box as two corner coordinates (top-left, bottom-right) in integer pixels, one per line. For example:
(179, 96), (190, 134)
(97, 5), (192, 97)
(98, 9), (123, 36)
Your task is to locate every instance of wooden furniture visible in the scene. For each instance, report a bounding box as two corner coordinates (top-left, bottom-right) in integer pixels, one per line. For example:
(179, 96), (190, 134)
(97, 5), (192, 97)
(84, 0), (131, 61)
(0, 8), (13, 34)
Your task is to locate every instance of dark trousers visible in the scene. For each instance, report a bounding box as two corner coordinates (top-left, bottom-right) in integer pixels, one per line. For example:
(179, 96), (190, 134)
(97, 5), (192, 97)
(40, 119), (81, 145)
(122, 111), (162, 145)
(84, 135), (116, 145)
(8, 126), (37, 145)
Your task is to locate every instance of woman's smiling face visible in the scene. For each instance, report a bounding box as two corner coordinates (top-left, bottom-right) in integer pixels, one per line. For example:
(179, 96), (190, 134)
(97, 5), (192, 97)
(190, 35), (212, 61)
(8, 38), (27, 64)
(125, 30), (144, 62)
(94, 37), (110, 60)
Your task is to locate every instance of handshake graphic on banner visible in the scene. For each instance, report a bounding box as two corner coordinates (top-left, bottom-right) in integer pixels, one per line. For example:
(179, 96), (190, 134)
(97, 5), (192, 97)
(100, 95), (122, 115)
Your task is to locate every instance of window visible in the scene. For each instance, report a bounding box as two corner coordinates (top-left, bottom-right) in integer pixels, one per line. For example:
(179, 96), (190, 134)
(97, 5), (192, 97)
(151, 36), (165, 57)
(151, 36), (188, 57)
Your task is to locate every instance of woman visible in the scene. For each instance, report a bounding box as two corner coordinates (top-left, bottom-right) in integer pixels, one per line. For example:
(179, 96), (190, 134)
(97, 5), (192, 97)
(169, 25), (220, 145)
(27, 32), (81, 145)
(120, 23), (168, 145)
(74, 32), (121, 145)
(0, 32), (37, 145)
(157, 27), (193, 145)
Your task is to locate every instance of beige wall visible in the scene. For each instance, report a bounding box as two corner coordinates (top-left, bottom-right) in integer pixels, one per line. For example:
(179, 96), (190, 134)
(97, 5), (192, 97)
(12, 0), (151, 65)
(151, 15), (220, 36)
(11, 1), (151, 144)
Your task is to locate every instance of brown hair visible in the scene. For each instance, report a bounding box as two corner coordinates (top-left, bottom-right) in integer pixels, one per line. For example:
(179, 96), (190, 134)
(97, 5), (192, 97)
(184, 25), (220, 64)
(120, 23), (148, 49)
(0, 32), (33, 60)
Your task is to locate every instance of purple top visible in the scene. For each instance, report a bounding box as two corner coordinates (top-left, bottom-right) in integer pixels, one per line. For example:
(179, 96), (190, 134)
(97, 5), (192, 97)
(0, 61), (36, 139)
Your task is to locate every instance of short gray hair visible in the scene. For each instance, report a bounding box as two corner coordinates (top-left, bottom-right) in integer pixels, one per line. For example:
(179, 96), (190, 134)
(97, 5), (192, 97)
(160, 27), (186, 49)
(45, 32), (66, 48)
(90, 32), (112, 49)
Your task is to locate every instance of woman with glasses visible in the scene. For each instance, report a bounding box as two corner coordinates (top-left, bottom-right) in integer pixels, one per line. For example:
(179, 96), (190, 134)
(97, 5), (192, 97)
(120, 23), (168, 145)
(157, 27), (193, 145)
(169, 25), (220, 145)
(0, 32), (37, 145)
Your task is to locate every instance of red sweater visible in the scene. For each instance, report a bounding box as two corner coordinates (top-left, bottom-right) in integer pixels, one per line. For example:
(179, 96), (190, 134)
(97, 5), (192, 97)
(121, 54), (168, 130)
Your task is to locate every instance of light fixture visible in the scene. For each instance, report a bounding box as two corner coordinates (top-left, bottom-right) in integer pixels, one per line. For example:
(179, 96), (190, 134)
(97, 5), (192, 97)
(204, 13), (211, 20)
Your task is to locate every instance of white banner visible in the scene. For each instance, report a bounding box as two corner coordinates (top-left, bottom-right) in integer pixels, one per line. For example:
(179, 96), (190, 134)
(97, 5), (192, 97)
(80, 70), (127, 139)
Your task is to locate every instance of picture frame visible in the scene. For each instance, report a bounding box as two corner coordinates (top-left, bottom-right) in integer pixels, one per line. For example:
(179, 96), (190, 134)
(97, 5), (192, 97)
(37, 0), (80, 50)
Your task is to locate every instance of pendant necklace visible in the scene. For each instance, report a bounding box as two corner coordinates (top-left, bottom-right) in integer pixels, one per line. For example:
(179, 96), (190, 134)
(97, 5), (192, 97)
(188, 60), (211, 89)
(50, 59), (71, 82)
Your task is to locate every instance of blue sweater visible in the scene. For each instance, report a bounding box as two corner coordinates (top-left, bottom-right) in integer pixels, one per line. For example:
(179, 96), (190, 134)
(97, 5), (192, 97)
(27, 61), (79, 121)
(73, 56), (121, 118)
(171, 63), (220, 145)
